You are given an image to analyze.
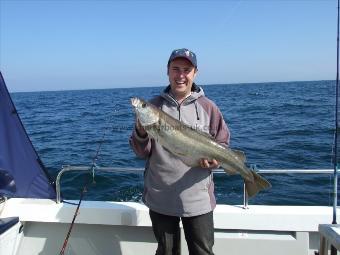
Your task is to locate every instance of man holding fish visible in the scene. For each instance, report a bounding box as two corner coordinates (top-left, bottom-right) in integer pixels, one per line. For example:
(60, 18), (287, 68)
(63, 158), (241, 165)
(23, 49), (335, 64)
(130, 48), (270, 255)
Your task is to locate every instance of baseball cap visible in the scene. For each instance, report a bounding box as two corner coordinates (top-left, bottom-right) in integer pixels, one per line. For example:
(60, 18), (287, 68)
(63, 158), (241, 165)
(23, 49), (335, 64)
(167, 48), (197, 68)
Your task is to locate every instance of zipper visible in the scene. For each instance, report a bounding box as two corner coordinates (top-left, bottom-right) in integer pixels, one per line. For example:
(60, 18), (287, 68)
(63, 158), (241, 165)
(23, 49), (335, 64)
(177, 96), (193, 121)
(167, 93), (181, 120)
(167, 93), (192, 121)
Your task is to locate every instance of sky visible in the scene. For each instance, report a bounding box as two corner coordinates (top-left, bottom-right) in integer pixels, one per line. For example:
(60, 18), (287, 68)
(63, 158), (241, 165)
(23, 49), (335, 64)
(0, 0), (337, 92)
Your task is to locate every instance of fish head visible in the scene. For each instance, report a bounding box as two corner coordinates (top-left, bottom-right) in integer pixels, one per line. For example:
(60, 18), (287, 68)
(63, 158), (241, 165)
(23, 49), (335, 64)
(130, 97), (159, 126)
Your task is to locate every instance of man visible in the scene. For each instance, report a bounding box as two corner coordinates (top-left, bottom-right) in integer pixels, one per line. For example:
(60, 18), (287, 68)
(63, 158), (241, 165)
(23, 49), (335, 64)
(130, 48), (230, 255)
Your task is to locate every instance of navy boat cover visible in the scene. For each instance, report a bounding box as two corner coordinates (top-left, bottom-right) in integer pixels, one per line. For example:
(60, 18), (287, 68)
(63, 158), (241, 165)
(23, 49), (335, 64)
(0, 72), (56, 198)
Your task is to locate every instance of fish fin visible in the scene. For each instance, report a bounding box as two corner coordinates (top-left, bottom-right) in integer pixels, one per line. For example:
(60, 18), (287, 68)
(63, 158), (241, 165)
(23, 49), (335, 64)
(232, 149), (246, 163)
(185, 124), (214, 139)
(245, 170), (272, 197)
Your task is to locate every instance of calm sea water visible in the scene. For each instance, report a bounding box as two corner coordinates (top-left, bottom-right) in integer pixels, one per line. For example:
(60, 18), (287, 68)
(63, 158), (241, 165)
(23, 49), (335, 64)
(11, 80), (339, 206)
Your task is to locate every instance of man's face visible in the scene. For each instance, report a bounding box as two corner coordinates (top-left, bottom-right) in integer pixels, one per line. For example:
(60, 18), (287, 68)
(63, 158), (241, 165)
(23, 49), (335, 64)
(168, 58), (197, 99)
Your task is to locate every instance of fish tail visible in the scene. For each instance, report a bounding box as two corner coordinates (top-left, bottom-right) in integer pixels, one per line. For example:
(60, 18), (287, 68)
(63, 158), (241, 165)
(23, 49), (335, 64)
(244, 170), (272, 197)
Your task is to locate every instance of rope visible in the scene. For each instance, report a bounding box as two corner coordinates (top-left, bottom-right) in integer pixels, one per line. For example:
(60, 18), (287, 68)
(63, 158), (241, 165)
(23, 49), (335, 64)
(58, 109), (117, 254)
(59, 180), (88, 255)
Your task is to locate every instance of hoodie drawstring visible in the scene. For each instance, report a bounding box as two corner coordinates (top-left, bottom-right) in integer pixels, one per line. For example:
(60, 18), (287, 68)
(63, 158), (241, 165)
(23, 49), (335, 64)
(194, 101), (200, 121)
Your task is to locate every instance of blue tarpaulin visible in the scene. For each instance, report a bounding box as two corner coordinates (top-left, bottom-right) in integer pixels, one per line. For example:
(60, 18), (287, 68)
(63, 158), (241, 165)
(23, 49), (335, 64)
(0, 72), (56, 198)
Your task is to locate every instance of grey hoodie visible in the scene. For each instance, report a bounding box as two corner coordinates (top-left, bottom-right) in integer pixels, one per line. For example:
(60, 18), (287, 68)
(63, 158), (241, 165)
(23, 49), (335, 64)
(130, 84), (230, 217)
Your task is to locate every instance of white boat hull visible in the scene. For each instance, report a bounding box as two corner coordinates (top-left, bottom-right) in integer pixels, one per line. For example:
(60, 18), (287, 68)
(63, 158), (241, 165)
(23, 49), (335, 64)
(0, 198), (337, 255)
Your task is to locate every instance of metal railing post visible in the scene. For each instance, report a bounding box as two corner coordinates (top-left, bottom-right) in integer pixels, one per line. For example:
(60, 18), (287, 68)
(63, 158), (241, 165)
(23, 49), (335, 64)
(243, 181), (249, 209)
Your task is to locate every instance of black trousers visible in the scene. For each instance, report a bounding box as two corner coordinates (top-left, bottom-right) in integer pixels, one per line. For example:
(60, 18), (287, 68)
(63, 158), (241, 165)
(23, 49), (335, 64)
(149, 210), (214, 255)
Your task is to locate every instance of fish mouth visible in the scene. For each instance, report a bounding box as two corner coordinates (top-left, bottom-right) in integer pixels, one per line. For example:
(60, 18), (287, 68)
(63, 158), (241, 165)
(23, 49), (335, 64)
(130, 97), (139, 107)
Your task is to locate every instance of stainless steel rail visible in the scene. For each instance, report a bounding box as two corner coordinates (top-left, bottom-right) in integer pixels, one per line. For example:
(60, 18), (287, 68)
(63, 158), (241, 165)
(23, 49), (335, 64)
(56, 165), (145, 203)
(55, 165), (335, 204)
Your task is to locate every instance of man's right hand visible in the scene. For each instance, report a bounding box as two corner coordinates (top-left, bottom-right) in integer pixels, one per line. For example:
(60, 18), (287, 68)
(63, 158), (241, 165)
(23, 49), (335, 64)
(199, 159), (219, 169)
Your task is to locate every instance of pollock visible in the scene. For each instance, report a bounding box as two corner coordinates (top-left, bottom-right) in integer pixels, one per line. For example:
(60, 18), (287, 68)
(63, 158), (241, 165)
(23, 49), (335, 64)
(131, 97), (271, 197)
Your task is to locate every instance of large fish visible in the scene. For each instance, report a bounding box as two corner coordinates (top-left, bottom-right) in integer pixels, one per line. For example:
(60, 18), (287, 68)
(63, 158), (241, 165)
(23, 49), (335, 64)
(131, 97), (271, 197)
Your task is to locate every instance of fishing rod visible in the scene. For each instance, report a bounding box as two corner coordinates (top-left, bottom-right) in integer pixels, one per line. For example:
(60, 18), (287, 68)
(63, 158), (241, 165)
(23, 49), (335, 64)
(331, 0), (340, 254)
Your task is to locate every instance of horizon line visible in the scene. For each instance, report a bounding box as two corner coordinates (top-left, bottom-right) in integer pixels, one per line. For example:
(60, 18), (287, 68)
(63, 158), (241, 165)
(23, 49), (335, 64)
(10, 79), (334, 93)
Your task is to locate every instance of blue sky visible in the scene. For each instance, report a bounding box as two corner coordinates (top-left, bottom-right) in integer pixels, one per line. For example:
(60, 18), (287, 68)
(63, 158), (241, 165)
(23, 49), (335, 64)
(0, 0), (337, 92)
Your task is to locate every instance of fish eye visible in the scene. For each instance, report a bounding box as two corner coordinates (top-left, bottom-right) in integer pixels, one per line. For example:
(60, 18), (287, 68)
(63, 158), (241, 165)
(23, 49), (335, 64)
(142, 102), (147, 108)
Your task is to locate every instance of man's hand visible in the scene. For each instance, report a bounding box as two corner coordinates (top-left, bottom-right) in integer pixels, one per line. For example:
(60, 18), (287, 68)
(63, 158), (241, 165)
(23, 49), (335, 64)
(199, 159), (219, 169)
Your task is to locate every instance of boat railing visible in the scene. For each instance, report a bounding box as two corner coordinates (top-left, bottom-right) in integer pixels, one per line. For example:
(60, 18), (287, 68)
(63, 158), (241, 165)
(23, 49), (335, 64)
(55, 165), (335, 206)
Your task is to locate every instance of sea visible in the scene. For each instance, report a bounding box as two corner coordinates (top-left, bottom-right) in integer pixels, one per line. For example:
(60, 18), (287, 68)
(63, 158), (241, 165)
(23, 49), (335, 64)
(11, 80), (339, 206)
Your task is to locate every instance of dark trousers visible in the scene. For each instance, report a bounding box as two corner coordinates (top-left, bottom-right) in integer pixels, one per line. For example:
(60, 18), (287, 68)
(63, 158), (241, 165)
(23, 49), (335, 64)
(149, 210), (214, 255)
